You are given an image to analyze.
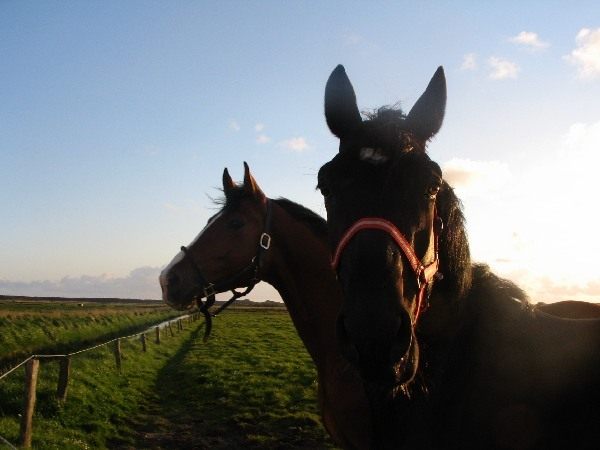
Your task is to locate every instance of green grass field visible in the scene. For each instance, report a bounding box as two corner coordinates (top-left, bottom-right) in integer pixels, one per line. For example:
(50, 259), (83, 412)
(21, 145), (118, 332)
(0, 304), (336, 449)
(0, 299), (181, 366)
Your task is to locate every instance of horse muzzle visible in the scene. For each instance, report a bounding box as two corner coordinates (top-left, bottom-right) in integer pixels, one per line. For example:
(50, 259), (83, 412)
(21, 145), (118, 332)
(159, 270), (198, 310)
(336, 312), (417, 387)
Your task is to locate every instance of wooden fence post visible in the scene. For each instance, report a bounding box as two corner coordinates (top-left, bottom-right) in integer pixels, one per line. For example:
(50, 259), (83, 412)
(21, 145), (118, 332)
(19, 358), (39, 448)
(114, 339), (122, 372)
(168, 323), (174, 337)
(56, 356), (71, 402)
(155, 326), (160, 344)
(141, 333), (147, 352)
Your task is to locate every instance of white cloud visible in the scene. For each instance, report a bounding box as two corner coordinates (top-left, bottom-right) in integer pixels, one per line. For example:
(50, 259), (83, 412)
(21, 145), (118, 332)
(256, 134), (271, 144)
(461, 119), (600, 302)
(0, 268), (284, 303)
(565, 28), (600, 79)
(0, 267), (163, 300)
(509, 31), (549, 50)
(561, 120), (600, 157)
(523, 275), (600, 303)
(229, 119), (240, 132)
(461, 53), (477, 71)
(341, 32), (380, 55)
(279, 137), (310, 152)
(488, 57), (519, 80)
(342, 33), (364, 46)
(255, 124), (272, 144)
(442, 158), (511, 196)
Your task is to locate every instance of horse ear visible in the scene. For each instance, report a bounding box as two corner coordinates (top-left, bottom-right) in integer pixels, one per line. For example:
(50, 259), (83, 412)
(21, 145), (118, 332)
(222, 168), (235, 196)
(325, 65), (362, 141)
(243, 162), (266, 202)
(406, 66), (447, 141)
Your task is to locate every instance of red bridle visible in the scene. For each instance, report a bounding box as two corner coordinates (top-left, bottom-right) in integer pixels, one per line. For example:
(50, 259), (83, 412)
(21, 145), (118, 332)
(331, 216), (440, 325)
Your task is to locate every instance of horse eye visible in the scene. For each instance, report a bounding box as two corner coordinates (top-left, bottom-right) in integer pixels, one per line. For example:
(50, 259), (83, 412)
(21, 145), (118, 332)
(427, 185), (441, 199)
(228, 218), (245, 230)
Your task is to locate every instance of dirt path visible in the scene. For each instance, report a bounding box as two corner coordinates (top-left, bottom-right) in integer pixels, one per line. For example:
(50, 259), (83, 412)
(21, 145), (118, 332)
(110, 315), (336, 449)
(110, 325), (220, 449)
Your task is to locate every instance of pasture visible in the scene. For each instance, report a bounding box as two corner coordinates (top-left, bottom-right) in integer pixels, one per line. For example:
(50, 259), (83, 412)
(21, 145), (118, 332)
(0, 302), (336, 449)
(0, 297), (181, 366)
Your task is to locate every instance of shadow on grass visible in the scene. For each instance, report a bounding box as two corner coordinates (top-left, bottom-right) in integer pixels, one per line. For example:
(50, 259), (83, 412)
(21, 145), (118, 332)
(114, 316), (336, 449)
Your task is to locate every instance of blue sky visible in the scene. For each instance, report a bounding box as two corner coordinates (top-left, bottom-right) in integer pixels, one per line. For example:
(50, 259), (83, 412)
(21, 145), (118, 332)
(2, 2), (600, 301)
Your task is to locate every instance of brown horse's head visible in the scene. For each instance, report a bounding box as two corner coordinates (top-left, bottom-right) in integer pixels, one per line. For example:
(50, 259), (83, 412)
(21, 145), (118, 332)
(160, 163), (271, 309)
(318, 65), (469, 389)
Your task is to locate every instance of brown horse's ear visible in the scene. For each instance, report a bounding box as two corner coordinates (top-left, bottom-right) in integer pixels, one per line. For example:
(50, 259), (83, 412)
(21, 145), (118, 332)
(222, 168), (235, 196)
(243, 162), (266, 202)
(406, 66), (447, 141)
(325, 65), (362, 142)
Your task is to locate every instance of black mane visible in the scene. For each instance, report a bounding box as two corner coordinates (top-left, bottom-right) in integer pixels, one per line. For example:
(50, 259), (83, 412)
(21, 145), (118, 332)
(217, 186), (252, 211)
(273, 198), (329, 239)
(436, 181), (472, 301)
(216, 187), (328, 240)
(362, 106), (425, 153)
(363, 105), (405, 123)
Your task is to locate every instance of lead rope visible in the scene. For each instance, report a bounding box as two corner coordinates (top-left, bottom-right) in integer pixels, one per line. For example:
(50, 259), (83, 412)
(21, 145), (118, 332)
(180, 245), (217, 342)
(199, 279), (258, 342)
(212, 284), (257, 316)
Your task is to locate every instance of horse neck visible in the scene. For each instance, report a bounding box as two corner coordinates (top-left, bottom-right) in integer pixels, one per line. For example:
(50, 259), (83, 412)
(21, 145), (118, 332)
(261, 202), (341, 370)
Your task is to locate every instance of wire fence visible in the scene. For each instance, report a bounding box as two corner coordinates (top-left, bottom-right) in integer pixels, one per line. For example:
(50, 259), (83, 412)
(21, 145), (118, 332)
(0, 312), (201, 448)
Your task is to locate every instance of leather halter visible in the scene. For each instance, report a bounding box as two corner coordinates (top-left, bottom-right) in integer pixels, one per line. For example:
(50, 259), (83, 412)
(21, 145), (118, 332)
(179, 199), (273, 340)
(331, 214), (441, 325)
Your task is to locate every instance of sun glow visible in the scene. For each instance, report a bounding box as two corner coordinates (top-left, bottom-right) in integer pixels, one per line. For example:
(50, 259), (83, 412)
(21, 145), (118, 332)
(444, 122), (600, 301)
(446, 121), (600, 302)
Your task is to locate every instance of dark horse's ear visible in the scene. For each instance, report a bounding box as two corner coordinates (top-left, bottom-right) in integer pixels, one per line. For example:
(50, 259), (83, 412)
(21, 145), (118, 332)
(406, 66), (446, 141)
(243, 162), (266, 202)
(222, 168), (235, 196)
(324, 65), (362, 141)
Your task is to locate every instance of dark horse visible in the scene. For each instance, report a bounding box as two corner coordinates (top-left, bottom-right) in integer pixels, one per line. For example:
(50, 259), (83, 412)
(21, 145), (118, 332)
(160, 164), (372, 449)
(317, 65), (600, 449)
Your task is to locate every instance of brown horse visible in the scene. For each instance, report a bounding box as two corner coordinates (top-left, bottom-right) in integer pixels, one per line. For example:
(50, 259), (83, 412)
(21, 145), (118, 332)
(160, 163), (372, 449)
(536, 300), (600, 319)
(317, 64), (600, 448)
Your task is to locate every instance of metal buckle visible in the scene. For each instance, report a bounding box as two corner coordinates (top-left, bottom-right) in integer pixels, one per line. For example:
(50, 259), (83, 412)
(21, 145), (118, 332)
(260, 233), (272, 250)
(203, 283), (216, 298)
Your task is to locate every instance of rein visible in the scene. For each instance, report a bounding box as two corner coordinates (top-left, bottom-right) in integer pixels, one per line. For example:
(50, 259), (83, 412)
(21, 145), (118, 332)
(331, 214), (441, 325)
(180, 199), (273, 340)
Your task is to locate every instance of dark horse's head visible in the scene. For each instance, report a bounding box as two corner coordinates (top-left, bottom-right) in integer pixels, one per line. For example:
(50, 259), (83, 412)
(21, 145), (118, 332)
(318, 65), (471, 390)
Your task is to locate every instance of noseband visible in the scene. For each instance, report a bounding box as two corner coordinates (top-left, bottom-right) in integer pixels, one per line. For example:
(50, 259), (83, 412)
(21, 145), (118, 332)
(331, 214), (441, 325)
(179, 199), (273, 340)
